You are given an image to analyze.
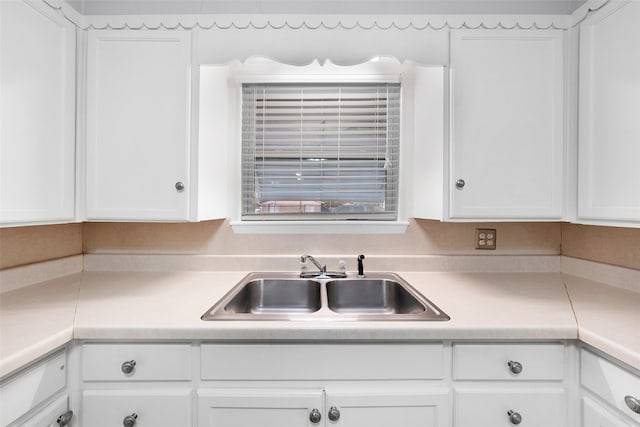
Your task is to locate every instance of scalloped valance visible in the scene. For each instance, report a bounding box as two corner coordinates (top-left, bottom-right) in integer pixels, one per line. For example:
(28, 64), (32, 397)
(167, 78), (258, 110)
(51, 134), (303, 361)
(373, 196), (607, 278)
(41, 0), (572, 30)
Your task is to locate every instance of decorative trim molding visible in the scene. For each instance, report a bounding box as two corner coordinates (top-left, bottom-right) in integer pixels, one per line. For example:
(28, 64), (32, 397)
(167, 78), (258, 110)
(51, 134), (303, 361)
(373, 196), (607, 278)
(40, 0), (83, 27)
(79, 16), (572, 31)
(35, 1), (573, 31)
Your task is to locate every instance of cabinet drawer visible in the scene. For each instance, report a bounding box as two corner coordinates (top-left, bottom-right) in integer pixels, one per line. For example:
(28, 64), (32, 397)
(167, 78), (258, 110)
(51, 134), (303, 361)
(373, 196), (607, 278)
(582, 396), (633, 427)
(82, 344), (191, 381)
(454, 388), (566, 427)
(82, 389), (191, 427)
(201, 343), (444, 380)
(581, 349), (640, 421)
(0, 350), (66, 426)
(453, 343), (565, 380)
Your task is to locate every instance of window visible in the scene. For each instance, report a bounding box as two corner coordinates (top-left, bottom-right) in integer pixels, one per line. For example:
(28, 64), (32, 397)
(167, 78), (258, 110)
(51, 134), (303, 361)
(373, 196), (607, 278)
(241, 82), (401, 221)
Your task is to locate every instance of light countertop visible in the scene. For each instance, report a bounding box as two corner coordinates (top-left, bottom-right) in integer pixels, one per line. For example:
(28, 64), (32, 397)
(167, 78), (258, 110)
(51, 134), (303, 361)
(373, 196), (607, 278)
(0, 273), (81, 377)
(1, 269), (639, 378)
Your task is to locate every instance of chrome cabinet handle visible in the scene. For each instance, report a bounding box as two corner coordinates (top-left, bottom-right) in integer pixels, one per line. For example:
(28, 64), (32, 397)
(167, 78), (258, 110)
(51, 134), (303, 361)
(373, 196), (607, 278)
(175, 181), (185, 192)
(328, 406), (341, 421)
(121, 360), (136, 374)
(507, 360), (523, 375)
(507, 410), (522, 425)
(626, 396), (640, 414)
(456, 179), (466, 189)
(57, 410), (73, 426)
(309, 408), (322, 423)
(123, 413), (138, 427)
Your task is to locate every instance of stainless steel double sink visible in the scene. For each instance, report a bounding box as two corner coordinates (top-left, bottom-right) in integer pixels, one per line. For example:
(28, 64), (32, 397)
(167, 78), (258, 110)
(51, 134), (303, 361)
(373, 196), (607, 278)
(201, 272), (449, 321)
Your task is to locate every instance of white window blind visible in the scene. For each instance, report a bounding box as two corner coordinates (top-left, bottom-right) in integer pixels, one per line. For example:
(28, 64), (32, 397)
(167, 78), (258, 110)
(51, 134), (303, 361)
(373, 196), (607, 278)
(241, 82), (401, 220)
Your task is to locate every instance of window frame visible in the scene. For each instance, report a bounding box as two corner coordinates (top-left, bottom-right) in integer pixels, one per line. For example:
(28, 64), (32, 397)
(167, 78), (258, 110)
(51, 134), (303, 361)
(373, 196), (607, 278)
(240, 81), (401, 222)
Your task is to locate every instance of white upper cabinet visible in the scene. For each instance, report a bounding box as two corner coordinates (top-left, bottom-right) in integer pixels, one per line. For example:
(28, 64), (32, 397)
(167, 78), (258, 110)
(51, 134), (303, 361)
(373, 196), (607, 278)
(448, 29), (564, 220)
(85, 30), (192, 221)
(0, 0), (76, 226)
(577, 0), (640, 227)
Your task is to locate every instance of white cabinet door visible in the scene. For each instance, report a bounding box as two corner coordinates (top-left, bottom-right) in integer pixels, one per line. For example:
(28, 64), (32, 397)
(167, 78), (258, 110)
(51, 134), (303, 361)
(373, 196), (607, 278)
(85, 30), (191, 221)
(197, 388), (323, 427)
(325, 388), (449, 427)
(18, 394), (71, 427)
(0, 350), (66, 426)
(582, 396), (632, 427)
(577, 0), (640, 225)
(0, 0), (76, 225)
(449, 30), (564, 219)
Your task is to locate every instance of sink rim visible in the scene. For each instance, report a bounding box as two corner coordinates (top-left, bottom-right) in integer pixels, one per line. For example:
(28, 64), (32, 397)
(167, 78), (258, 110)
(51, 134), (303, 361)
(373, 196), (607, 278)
(201, 271), (450, 321)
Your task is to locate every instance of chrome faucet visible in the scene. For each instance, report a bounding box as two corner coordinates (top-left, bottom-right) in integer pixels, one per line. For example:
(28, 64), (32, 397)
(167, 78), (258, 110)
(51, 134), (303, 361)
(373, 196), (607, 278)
(300, 255), (347, 279)
(300, 255), (326, 276)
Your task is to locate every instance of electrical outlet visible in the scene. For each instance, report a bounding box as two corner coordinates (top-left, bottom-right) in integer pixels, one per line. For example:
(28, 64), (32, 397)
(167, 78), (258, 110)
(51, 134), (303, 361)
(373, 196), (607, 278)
(475, 228), (497, 250)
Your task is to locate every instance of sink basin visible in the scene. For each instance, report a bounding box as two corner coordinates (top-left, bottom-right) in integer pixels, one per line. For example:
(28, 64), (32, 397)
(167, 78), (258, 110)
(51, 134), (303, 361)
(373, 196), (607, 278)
(201, 272), (449, 321)
(225, 278), (321, 314)
(327, 279), (426, 314)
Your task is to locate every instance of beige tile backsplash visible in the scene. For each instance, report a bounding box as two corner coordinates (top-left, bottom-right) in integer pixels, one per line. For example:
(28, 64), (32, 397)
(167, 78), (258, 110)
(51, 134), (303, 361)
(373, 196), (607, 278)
(82, 219), (562, 256)
(0, 224), (83, 269)
(561, 223), (640, 271)
(2, 220), (639, 272)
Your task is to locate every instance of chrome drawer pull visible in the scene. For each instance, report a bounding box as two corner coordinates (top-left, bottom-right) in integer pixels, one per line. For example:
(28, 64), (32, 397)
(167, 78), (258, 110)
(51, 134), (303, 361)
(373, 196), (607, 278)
(507, 360), (523, 374)
(328, 406), (341, 421)
(309, 408), (322, 423)
(57, 410), (73, 426)
(507, 410), (522, 425)
(123, 413), (138, 427)
(625, 396), (640, 414)
(121, 360), (136, 374)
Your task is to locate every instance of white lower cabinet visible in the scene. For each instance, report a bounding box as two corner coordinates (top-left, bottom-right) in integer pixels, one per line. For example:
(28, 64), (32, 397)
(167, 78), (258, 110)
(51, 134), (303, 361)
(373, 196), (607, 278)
(19, 394), (71, 427)
(454, 388), (566, 426)
(452, 343), (565, 381)
(0, 349), (72, 427)
(80, 343), (195, 426)
(82, 389), (192, 427)
(72, 341), (640, 427)
(582, 396), (633, 427)
(324, 388), (449, 427)
(580, 349), (640, 426)
(198, 389), (323, 427)
(198, 387), (449, 427)
(452, 343), (569, 427)
(198, 343), (449, 427)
